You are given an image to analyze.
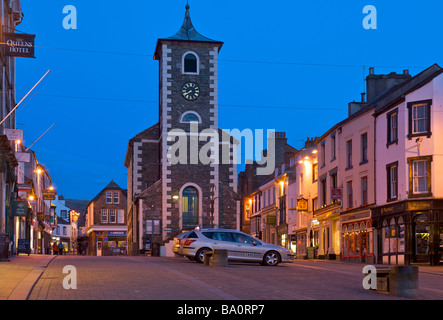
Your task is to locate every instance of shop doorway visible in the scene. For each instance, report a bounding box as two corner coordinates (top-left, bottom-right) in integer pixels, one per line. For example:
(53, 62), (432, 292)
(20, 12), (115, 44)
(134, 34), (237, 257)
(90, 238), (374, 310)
(97, 241), (103, 256)
(414, 215), (430, 264)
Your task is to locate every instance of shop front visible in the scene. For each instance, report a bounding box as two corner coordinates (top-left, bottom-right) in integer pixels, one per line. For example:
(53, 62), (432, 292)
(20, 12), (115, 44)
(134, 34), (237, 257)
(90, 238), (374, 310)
(313, 203), (340, 260)
(295, 229), (307, 259)
(340, 207), (375, 264)
(276, 223), (288, 249)
(372, 200), (443, 266)
(88, 229), (127, 256)
(261, 213), (276, 245)
(107, 231), (127, 255)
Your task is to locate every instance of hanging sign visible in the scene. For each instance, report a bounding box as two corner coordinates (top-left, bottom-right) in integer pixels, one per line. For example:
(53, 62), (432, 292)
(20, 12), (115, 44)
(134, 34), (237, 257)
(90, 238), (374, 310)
(331, 188), (343, 200)
(43, 189), (57, 200)
(297, 198), (308, 212)
(3, 33), (36, 58)
(13, 200), (28, 217)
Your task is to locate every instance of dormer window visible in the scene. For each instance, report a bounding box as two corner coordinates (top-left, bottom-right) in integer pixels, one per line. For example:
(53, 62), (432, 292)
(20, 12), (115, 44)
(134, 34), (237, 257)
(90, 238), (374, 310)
(183, 52), (199, 74)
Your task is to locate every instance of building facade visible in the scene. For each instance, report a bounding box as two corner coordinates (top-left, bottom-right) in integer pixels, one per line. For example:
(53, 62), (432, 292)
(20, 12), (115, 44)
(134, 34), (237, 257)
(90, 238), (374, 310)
(336, 101), (376, 264)
(238, 64), (443, 266)
(85, 181), (127, 256)
(238, 132), (297, 240)
(51, 195), (80, 254)
(125, 4), (239, 256)
(371, 64), (443, 266)
(0, 0), (23, 260)
(286, 139), (318, 259)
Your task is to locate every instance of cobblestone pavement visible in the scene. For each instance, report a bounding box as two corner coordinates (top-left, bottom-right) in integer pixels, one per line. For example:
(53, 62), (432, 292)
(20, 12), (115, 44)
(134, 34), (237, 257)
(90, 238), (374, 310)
(25, 255), (443, 300)
(0, 254), (55, 300)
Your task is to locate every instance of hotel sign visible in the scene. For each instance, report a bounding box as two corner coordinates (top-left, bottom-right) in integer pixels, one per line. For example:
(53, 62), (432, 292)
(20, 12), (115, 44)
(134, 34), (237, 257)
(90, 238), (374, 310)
(3, 33), (36, 58)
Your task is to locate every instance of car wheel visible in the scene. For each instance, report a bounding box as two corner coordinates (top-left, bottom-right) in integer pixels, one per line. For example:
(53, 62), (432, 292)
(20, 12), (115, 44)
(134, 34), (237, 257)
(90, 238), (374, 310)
(262, 251), (280, 266)
(195, 248), (211, 264)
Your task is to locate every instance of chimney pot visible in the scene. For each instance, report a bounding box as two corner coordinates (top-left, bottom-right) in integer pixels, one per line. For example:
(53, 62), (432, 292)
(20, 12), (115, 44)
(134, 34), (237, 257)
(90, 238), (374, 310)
(403, 69), (409, 75)
(369, 67), (374, 75)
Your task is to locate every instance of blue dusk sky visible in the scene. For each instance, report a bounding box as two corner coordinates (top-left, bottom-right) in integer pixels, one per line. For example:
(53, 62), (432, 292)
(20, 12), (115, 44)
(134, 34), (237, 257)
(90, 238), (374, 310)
(15, 0), (443, 200)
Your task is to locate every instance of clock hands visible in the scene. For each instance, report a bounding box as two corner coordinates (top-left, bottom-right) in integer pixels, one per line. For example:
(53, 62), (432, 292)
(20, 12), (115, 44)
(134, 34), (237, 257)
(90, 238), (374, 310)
(182, 82), (199, 100)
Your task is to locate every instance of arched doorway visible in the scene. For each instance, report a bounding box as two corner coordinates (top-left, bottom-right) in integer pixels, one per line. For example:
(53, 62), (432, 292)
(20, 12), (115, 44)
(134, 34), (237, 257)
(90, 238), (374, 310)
(182, 186), (199, 228)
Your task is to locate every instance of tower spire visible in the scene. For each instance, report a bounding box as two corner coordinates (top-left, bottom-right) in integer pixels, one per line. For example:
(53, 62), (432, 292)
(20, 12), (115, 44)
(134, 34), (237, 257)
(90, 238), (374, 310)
(153, 2), (224, 60)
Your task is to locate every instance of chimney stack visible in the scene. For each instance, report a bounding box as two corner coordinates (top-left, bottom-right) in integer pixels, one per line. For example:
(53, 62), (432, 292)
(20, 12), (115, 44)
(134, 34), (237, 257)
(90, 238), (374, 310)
(366, 67), (412, 103)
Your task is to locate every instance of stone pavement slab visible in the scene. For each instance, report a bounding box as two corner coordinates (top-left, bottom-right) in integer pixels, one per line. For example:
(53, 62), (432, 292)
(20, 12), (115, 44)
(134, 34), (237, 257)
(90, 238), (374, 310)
(0, 254), (56, 300)
(26, 256), (443, 300)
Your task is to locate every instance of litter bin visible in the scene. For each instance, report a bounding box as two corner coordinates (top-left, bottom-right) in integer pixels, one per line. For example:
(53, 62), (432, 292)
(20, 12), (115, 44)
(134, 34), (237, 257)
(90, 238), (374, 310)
(389, 266), (419, 298)
(0, 234), (10, 262)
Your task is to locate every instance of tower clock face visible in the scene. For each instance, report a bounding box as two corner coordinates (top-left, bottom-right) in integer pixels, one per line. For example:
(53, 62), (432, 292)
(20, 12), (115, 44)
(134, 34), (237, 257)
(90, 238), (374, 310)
(182, 82), (200, 101)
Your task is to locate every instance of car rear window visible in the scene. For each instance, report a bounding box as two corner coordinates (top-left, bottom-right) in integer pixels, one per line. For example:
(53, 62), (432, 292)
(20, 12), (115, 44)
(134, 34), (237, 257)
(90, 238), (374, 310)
(186, 231), (199, 239)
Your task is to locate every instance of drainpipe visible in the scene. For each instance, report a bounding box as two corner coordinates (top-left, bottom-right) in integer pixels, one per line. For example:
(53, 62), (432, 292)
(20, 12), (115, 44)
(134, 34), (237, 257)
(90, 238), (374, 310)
(373, 110), (378, 264)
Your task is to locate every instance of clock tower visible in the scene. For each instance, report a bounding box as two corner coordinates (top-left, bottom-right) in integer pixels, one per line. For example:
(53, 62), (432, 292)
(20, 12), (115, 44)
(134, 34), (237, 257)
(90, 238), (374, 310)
(126, 3), (238, 246)
(154, 3), (223, 134)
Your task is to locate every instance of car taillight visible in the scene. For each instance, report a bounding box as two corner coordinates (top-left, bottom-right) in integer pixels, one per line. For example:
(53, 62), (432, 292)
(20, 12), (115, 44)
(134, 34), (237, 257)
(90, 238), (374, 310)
(175, 239), (181, 245)
(183, 239), (196, 246)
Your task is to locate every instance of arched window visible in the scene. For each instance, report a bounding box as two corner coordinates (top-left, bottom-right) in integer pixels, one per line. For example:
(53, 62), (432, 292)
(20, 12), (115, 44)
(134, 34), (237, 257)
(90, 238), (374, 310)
(182, 186), (199, 227)
(181, 112), (200, 123)
(183, 53), (198, 73)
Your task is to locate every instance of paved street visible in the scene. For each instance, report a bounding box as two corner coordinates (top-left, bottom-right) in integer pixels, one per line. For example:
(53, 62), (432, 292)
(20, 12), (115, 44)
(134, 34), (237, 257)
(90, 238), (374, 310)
(15, 255), (442, 301)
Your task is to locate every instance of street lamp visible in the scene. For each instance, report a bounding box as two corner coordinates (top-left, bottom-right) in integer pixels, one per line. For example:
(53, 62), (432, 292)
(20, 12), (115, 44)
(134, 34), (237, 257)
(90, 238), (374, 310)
(209, 184), (219, 228)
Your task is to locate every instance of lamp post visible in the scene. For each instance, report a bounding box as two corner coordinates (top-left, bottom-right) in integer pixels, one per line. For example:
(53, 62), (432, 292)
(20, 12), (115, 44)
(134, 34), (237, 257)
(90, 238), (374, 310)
(209, 184), (219, 228)
(70, 210), (79, 254)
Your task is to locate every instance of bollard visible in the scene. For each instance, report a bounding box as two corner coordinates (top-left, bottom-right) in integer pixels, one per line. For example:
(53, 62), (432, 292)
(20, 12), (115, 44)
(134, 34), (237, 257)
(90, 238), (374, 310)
(389, 266), (419, 298)
(209, 249), (228, 267)
(204, 251), (212, 265)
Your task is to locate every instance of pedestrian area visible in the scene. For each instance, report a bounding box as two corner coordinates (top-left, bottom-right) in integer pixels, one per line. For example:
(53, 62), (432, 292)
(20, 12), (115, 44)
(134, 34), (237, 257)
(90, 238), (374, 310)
(0, 254), (55, 300)
(1, 254), (443, 300)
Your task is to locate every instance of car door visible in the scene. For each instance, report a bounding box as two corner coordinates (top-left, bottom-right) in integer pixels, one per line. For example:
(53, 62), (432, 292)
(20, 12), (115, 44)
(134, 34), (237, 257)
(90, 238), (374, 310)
(202, 231), (236, 258)
(230, 232), (264, 262)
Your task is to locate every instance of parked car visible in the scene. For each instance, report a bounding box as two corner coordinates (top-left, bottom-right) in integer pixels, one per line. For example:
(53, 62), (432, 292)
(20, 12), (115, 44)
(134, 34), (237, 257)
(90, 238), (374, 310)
(172, 231), (192, 254)
(177, 228), (294, 266)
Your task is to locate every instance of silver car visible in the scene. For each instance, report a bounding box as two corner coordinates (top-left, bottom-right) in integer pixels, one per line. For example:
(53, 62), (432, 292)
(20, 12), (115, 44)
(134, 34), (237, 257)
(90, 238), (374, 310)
(177, 228), (294, 266)
(172, 231), (192, 254)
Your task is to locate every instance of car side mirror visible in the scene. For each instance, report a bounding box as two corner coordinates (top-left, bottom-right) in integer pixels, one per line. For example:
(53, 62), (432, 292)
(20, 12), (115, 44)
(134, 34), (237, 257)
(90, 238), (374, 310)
(252, 241), (258, 246)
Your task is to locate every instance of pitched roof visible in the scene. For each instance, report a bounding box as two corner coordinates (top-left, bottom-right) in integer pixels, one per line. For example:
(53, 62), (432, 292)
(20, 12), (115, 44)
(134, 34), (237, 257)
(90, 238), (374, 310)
(87, 180), (125, 207)
(315, 64), (443, 143)
(371, 63), (443, 115)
